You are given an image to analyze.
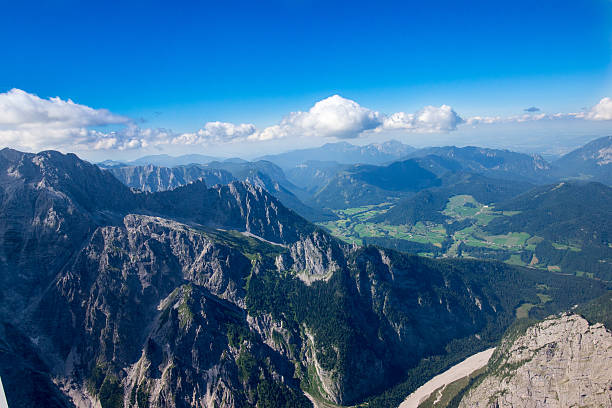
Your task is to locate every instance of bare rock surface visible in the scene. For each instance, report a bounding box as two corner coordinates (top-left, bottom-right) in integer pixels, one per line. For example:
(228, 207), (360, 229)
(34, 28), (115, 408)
(459, 313), (612, 408)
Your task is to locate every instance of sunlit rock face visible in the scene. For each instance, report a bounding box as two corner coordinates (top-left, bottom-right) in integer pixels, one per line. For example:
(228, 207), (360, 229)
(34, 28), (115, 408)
(460, 313), (612, 408)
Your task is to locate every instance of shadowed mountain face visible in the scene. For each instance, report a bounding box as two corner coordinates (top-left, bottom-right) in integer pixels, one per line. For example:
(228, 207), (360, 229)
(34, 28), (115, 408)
(375, 172), (533, 225)
(0, 148), (608, 407)
(312, 159), (442, 209)
(405, 146), (552, 183)
(551, 135), (612, 185)
(486, 182), (612, 246)
(104, 160), (336, 222)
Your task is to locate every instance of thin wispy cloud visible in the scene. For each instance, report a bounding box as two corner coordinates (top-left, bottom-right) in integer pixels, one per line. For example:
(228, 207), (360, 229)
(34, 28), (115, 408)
(1, 89), (611, 153)
(465, 97), (612, 126)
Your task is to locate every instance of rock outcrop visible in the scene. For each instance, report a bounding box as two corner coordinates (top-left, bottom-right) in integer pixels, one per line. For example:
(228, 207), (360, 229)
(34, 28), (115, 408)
(459, 313), (612, 408)
(104, 161), (334, 222)
(106, 164), (234, 192)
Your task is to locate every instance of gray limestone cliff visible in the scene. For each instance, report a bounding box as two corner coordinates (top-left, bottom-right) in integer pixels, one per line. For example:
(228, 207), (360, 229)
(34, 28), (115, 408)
(459, 313), (612, 408)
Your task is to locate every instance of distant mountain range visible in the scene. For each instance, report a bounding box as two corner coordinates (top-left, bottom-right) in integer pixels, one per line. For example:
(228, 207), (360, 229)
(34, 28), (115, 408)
(97, 136), (612, 279)
(99, 153), (221, 168)
(405, 145), (552, 183)
(305, 147), (549, 209)
(258, 140), (416, 168)
(100, 137), (612, 238)
(311, 158), (442, 209)
(104, 161), (335, 222)
(551, 135), (612, 184)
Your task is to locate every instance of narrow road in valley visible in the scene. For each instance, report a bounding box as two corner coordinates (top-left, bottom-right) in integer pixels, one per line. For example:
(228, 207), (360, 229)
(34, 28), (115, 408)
(398, 347), (496, 408)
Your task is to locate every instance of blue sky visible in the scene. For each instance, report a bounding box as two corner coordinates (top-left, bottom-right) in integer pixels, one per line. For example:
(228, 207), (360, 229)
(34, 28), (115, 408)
(1, 0), (611, 160)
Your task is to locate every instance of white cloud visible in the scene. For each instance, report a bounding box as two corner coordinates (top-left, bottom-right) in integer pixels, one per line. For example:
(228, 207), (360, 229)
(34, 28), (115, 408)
(466, 97), (612, 125)
(0, 91), (467, 150)
(4, 88), (610, 154)
(172, 121), (257, 145)
(586, 97), (612, 120)
(251, 95), (464, 141)
(252, 95), (384, 140)
(0, 88), (128, 127)
(0, 88), (140, 151)
(382, 104), (463, 132)
(465, 113), (547, 125)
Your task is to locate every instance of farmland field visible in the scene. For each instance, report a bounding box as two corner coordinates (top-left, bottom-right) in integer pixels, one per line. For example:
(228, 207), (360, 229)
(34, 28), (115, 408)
(317, 194), (589, 274)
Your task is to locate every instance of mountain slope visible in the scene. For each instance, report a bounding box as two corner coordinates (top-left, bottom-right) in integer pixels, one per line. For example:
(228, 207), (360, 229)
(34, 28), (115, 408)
(486, 181), (612, 246)
(551, 135), (612, 185)
(105, 161), (334, 222)
(458, 312), (612, 408)
(406, 146), (551, 183)
(376, 172), (533, 225)
(481, 181), (612, 279)
(313, 159), (441, 209)
(0, 148), (314, 314)
(105, 164), (234, 192)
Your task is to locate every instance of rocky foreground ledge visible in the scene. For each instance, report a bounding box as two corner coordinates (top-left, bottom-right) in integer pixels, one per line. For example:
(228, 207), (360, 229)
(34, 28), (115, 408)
(459, 313), (612, 408)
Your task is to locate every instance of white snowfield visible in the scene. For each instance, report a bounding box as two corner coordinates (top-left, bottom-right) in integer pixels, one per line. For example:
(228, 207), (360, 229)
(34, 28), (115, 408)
(398, 347), (496, 408)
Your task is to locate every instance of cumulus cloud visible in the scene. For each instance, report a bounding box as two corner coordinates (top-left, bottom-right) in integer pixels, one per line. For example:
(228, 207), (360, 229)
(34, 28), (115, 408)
(0, 88), (141, 151)
(381, 104), (463, 132)
(251, 95), (383, 140)
(250, 95), (463, 141)
(6, 88), (610, 153)
(0, 88), (128, 127)
(0, 91), (468, 150)
(586, 97), (612, 120)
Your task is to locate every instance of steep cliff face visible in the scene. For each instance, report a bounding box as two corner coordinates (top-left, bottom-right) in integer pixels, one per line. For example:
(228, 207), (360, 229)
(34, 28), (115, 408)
(0, 148), (133, 317)
(244, 245), (607, 405)
(106, 164), (234, 192)
(29, 214), (310, 408)
(104, 162), (334, 223)
(0, 149), (313, 319)
(459, 313), (612, 408)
